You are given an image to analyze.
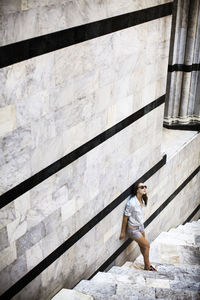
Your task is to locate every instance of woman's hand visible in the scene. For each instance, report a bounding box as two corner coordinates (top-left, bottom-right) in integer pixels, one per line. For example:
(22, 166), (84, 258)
(119, 232), (125, 240)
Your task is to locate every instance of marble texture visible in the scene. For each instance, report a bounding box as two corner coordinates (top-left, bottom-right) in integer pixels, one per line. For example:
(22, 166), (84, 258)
(1, 104), (163, 245)
(1, 1), (199, 299)
(0, 226), (9, 251)
(136, 220), (200, 266)
(5, 123), (198, 300)
(0, 15), (171, 195)
(75, 280), (116, 296)
(61, 221), (200, 300)
(0, 105), (17, 137)
(161, 128), (198, 159)
(0, 203), (16, 230)
(51, 289), (93, 300)
(0, 0), (172, 46)
(0, 254), (28, 295)
(0, 0), (21, 15)
(0, 242), (17, 272)
(16, 221), (46, 257)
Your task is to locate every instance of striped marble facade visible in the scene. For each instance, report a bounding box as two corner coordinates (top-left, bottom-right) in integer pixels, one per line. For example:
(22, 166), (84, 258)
(0, 1), (199, 299)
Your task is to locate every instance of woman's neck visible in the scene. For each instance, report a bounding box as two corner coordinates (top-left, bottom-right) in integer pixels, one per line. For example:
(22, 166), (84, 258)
(136, 194), (142, 202)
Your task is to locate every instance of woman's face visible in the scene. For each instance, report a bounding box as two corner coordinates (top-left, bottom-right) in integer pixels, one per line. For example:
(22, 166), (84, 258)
(137, 182), (147, 196)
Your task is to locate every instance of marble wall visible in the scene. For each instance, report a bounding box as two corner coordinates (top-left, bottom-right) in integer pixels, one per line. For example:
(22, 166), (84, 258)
(0, 0), (172, 45)
(1, 1), (199, 300)
(115, 132), (200, 266)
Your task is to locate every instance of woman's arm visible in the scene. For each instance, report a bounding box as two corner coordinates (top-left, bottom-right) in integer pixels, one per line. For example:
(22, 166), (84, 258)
(119, 215), (129, 239)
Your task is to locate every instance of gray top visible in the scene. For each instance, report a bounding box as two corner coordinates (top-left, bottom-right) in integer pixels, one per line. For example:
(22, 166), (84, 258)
(124, 195), (145, 226)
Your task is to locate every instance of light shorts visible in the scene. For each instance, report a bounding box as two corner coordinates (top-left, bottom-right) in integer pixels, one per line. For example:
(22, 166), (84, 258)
(126, 224), (144, 240)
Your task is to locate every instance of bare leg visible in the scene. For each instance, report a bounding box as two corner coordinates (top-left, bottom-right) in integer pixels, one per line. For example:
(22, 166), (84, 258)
(135, 234), (150, 270)
(139, 232), (147, 265)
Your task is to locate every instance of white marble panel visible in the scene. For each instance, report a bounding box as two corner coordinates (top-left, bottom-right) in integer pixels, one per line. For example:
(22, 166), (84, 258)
(30, 137), (63, 174)
(16, 90), (50, 128)
(28, 176), (56, 223)
(14, 192), (30, 220)
(41, 259), (63, 291)
(104, 223), (121, 244)
(0, 52), (55, 106)
(41, 228), (64, 258)
(0, 151), (31, 195)
(0, 0), (21, 15)
(0, 203), (16, 230)
(0, 105), (17, 137)
(73, 70), (99, 101)
(26, 240), (43, 270)
(61, 200), (76, 222)
(1, 126), (31, 165)
(106, 0), (172, 17)
(30, 112), (56, 148)
(0, 62), (27, 105)
(49, 80), (74, 111)
(7, 217), (27, 243)
(0, 8), (39, 46)
(55, 42), (94, 86)
(0, 242), (17, 272)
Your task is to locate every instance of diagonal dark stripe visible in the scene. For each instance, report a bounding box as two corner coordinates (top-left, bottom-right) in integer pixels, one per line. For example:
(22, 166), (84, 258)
(183, 204), (200, 225)
(144, 166), (200, 227)
(0, 3), (172, 68)
(168, 64), (200, 72)
(0, 155), (166, 299)
(163, 123), (200, 131)
(0, 95), (165, 209)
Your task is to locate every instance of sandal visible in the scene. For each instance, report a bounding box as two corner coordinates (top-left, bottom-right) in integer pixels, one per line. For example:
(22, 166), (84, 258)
(149, 265), (157, 271)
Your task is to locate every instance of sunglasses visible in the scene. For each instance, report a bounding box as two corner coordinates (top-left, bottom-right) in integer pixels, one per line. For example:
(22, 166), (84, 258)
(138, 185), (147, 189)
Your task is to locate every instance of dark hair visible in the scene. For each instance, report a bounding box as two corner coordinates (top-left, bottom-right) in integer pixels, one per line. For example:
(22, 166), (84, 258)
(131, 181), (148, 206)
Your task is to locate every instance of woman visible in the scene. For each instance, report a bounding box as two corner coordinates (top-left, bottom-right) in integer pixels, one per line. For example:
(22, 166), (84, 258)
(119, 181), (157, 271)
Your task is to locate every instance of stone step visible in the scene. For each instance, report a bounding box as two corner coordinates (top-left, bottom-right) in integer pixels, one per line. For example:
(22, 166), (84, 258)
(51, 288), (94, 300)
(108, 265), (200, 291)
(108, 265), (174, 281)
(109, 264), (200, 290)
(74, 278), (200, 300)
(123, 261), (200, 276)
(173, 222), (200, 232)
(91, 270), (147, 286)
(135, 240), (200, 265)
(52, 222), (200, 300)
(52, 287), (200, 300)
(174, 222), (200, 234)
(153, 230), (200, 247)
(74, 280), (116, 297)
(91, 269), (174, 288)
(155, 288), (200, 300)
(74, 289), (200, 300)
(74, 279), (157, 299)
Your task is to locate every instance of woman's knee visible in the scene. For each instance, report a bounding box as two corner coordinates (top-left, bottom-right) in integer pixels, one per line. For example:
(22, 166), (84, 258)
(146, 241), (150, 249)
(139, 240), (150, 250)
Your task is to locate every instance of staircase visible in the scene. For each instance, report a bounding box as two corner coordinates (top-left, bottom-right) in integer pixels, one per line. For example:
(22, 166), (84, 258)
(52, 220), (200, 299)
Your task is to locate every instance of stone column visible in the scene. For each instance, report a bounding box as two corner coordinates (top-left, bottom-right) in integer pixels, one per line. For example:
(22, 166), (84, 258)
(164, 0), (200, 126)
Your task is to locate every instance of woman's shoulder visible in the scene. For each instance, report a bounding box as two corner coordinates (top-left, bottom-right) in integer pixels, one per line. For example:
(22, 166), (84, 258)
(128, 195), (137, 203)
